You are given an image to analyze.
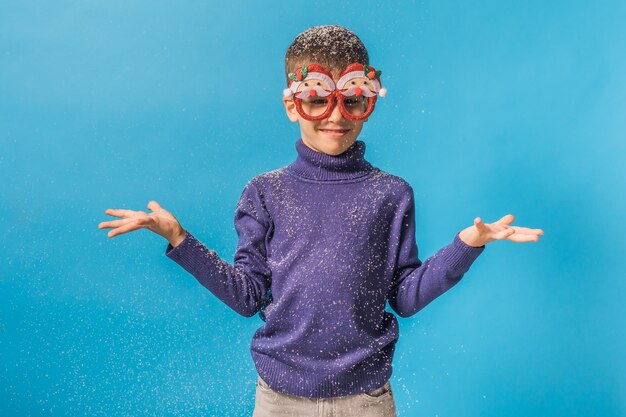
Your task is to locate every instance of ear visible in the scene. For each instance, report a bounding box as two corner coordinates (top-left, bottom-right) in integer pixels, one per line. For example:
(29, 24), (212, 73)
(283, 98), (300, 123)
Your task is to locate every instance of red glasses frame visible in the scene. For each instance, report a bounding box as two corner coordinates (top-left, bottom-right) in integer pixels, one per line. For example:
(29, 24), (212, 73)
(293, 91), (378, 121)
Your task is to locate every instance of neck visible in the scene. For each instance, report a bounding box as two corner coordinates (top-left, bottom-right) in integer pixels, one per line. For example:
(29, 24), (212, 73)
(286, 138), (374, 181)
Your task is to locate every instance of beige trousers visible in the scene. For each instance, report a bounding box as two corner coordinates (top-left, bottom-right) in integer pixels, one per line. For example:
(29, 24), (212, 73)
(252, 376), (397, 417)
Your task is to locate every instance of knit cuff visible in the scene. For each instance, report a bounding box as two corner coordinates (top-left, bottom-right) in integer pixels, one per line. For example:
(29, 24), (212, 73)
(440, 233), (485, 273)
(165, 229), (192, 256)
(165, 230), (223, 280)
(164, 229), (213, 268)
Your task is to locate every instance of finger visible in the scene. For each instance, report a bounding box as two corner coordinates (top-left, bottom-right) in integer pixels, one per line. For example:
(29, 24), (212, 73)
(496, 214), (515, 225)
(495, 227), (516, 240)
(147, 201), (162, 212)
(106, 219), (146, 238)
(506, 232), (542, 243)
(510, 226), (544, 235)
(99, 218), (143, 229)
(99, 219), (131, 229)
(104, 208), (141, 218)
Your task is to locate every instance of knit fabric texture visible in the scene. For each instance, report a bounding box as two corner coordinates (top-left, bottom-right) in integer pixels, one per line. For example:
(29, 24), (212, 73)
(165, 138), (485, 398)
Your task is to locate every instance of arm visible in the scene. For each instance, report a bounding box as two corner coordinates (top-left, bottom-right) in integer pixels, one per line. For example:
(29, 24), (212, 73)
(165, 180), (272, 317)
(387, 186), (484, 318)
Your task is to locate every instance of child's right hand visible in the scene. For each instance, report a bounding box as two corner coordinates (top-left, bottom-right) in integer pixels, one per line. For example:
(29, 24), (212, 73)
(98, 200), (187, 248)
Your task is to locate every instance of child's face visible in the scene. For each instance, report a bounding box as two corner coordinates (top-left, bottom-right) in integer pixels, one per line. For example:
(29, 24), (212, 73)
(283, 82), (367, 156)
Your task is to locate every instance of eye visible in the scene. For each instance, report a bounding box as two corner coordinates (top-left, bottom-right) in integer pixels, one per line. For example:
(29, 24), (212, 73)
(343, 96), (367, 108)
(304, 82), (309, 86)
(306, 97), (328, 106)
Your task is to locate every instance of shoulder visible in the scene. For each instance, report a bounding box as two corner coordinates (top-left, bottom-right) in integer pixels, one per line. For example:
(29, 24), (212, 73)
(250, 167), (288, 183)
(239, 167), (289, 196)
(365, 167), (414, 196)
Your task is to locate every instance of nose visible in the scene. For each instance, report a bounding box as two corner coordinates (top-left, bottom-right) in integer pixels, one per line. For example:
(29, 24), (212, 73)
(327, 99), (345, 123)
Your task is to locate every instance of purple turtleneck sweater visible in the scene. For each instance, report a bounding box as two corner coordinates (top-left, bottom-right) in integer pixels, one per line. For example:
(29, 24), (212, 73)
(165, 139), (484, 398)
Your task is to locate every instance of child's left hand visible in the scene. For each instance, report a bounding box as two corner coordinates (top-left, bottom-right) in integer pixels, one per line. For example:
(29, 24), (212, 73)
(458, 214), (544, 247)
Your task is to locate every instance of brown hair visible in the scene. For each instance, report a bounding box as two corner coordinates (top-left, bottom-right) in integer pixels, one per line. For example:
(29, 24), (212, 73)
(285, 25), (369, 85)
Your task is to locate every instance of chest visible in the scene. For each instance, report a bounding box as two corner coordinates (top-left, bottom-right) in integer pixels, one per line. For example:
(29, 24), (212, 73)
(265, 181), (401, 252)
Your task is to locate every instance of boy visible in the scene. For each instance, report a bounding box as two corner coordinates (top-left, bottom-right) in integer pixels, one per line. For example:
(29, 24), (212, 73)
(98, 25), (543, 417)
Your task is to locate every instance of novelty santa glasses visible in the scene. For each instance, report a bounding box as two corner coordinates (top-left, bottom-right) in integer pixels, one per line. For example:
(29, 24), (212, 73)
(282, 63), (387, 121)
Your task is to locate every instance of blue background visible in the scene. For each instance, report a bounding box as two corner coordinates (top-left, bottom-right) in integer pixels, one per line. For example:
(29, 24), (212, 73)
(1, 1), (625, 416)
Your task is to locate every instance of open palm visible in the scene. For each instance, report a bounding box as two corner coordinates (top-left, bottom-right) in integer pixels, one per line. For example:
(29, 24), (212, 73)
(459, 214), (544, 247)
(98, 200), (186, 245)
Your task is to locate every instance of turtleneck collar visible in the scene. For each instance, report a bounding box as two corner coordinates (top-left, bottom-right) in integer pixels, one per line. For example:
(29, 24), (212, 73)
(285, 139), (375, 182)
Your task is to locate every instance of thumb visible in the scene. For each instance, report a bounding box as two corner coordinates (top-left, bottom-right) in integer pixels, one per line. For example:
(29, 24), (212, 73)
(147, 200), (162, 212)
(474, 217), (488, 233)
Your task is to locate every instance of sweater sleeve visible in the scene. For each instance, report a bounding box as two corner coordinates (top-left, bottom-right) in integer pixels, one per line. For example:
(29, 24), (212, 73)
(387, 186), (485, 318)
(164, 180), (272, 317)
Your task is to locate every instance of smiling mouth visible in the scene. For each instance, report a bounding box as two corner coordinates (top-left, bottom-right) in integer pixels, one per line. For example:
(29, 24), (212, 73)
(319, 128), (351, 134)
